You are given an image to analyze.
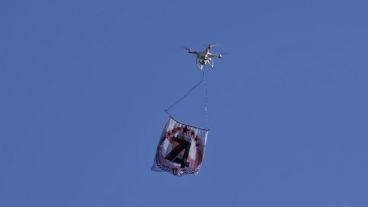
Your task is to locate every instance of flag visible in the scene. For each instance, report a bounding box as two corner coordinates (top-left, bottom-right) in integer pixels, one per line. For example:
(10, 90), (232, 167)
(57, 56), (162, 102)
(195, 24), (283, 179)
(152, 117), (209, 176)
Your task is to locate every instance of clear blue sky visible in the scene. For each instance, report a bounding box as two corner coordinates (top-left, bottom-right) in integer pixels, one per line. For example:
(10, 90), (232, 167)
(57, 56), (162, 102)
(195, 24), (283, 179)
(1, 0), (368, 206)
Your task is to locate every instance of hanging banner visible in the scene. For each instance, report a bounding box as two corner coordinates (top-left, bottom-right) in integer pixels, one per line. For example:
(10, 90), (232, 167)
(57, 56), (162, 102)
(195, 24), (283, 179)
(152, 117), (209, 176)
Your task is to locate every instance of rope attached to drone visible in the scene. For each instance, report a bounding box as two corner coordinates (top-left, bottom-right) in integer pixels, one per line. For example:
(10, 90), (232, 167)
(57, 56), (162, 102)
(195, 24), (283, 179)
(202, 71), (209, 129)
(164, 70), (209, 129)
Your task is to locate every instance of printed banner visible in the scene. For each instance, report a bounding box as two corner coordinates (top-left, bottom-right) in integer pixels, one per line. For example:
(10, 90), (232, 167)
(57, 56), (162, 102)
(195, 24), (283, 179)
(152, 117), (208, 176)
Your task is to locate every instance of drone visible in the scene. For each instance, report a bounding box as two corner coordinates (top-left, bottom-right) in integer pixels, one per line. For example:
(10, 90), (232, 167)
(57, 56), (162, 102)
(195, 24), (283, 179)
(185, 44), (222, 70)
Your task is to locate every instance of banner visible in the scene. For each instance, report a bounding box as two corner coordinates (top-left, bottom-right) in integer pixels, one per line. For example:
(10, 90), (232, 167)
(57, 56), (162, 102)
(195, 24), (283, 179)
(152, 117), (209, 176)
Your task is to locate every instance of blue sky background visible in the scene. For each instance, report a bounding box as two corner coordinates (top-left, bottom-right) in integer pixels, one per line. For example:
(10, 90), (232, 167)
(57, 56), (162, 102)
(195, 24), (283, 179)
(1, 0), (368, 206)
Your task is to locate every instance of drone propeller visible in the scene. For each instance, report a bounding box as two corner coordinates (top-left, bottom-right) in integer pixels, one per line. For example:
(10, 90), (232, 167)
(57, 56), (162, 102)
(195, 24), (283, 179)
(184, 47), (192, 53)
(207, 43), (216, 49)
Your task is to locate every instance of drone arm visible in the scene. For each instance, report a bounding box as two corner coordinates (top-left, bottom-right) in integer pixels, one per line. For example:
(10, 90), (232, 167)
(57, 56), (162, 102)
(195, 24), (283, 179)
(209, 53), (222, 59)
(185, 48), (198, 55)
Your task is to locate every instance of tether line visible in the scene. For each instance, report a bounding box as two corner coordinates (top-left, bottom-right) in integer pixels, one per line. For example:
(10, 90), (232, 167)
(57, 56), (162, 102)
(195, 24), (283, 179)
(165, 70), (205, 114)
(203, 72), (209, 128)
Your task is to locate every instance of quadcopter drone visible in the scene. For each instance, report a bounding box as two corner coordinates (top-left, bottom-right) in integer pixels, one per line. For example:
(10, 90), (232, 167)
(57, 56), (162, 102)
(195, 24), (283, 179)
(184, 44), (222, 70)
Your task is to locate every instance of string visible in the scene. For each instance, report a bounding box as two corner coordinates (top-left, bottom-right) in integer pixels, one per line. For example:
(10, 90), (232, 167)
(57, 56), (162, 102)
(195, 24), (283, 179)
(165, 70), (205, 114)
(203, 71), (209, 129)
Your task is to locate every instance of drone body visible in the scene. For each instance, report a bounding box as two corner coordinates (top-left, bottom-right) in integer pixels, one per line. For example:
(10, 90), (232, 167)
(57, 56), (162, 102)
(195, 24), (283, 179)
(185, 44), (222, 70)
